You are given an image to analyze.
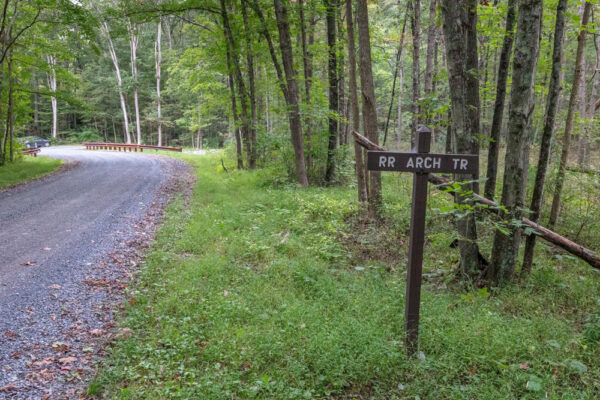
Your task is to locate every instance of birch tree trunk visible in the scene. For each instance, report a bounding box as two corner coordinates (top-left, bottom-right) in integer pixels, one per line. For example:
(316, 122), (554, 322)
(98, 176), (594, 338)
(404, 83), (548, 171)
(101, 22), (131, 144)
(155, 18), (163, 146)
(347, 0), (368, 203)
(484, 0), (516, 200)
(128, 21), (142, 145)
(522, 0), (568, 276)
(489, 0), (543, 286)
(357, 0), (381, 217)
(440, 0), (484, 280)
(549, 2), (592, 227)
(46, 54), (58, 139)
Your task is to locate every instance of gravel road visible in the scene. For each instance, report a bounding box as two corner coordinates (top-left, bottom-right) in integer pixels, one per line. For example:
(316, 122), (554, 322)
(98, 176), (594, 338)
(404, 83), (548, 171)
(0, 146), (191, 399)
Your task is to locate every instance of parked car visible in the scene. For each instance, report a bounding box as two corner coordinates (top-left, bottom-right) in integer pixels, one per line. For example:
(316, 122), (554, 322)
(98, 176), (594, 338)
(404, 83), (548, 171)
(19, 136), (51, 149)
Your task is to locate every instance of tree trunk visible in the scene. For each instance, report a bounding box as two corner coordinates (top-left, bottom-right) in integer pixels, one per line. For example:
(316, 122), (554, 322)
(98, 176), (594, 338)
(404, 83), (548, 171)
(357, 0), (381, 216)
(410, 0), (421, 142)
(155, 18), (163, 146)
(241, 1), (257, 168)
(46, 54), (58, 139)
(549, 2), (592, 228)
(273, 0), (309, 186)
(383, 16), (407, 147)
(424, 0), (436, 128)
(440, 0), (483, 280)
(521, 0), (568, 276)
(325, 0), (338, 183)
(489, 0), (543, 286)
(129, 21), (142, 145)
(298, 0), (313, 169)
(101, 22), (131, 144)
(347, 0), (368, 203)
(484, 0), (516, 200)
(226, 43), (244, 169)
(33, 77), (40, 136)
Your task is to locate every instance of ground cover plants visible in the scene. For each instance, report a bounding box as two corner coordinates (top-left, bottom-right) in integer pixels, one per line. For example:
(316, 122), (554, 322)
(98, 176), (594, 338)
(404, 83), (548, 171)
(92, 152), (600, 399)
(0, 156), (63, 189)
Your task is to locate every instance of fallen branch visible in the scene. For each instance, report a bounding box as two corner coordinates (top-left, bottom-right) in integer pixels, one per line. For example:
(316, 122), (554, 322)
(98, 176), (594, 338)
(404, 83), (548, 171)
(352, 130), (600, 270)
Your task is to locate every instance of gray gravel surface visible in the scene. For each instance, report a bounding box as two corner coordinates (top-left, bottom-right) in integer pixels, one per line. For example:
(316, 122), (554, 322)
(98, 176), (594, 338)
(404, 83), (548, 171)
(0, 146), (192, 399)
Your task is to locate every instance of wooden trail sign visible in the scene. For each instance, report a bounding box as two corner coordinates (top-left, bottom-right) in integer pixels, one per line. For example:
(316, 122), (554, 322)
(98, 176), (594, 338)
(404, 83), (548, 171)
(367, 126), (479, 355)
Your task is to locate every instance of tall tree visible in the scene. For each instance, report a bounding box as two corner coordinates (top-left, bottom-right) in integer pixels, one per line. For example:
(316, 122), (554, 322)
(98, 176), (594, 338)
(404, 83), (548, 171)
(522, 0), (568, 276)
(489, 0), (543, 286)
(128, 20), (142, 145)
(100, 21), (131, 144)
(440, 0), (484, 280)
(46, 54), (58, 138)
(423, 0), (436, 127)
(484, 0), (516, 200)
(272, 0), (309, 186)
(357, 0), (381, 217)
(347, 0), (367, 203)
(549, 2), (592, 227)
(410, 0), (421, 141)
(241, 0), (257, 169)
(325, 0), (338, 183)
(155, 18), (163, 146)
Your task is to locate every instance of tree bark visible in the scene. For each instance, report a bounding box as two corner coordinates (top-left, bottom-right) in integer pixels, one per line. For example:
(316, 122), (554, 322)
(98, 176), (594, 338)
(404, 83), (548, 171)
(241, 0), (257, 168)
(347, 0), (368, 203)
(484, 0), (516, 200)
(101, 22), (131, 144)
(522, 0), (568, 276)
(298, 0), (313, 169)
(549, 2), (592, 228)
(410, 0), (421, 142)
(226, 42), (244, 169)
(273, 0), (309, 186)
(489, 0), (543, 286)
(155, 18), (163, 146)
(325, 0), (338, 183)
(424, 0), (436, 128)
(46, 54), (58, 139)
(357, 0), (381, 217)
(440, 0), (483, 280)
(128, 21), (142, 145)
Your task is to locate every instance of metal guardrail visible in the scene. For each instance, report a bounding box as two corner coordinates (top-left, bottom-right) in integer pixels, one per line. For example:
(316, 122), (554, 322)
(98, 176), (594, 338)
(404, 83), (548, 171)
(82, 142), (182, 153)
(21, 148), (41, 157)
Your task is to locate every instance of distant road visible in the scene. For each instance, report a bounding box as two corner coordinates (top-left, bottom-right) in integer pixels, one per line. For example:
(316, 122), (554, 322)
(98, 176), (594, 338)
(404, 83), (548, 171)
(0, 145), (186, 396)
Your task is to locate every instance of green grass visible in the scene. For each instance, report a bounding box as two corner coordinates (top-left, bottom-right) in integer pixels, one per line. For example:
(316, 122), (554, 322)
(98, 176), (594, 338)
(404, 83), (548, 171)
(0, 156), (63, 189)
(93, 153), (600, 399)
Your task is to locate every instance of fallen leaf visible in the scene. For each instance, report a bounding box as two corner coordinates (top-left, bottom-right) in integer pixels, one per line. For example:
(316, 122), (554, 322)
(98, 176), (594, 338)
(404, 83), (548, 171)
(0, 385), (18, 392)
(10, 352), (20, 359)
(223, 290), (230, 296)
(90, 329), (104, 336)
(519, 363), (529, 370)
(20, 261), (36, 266)
(58, 356), (77, 364)
(47, 284), (61, 290)
(43, 247), (51, 251)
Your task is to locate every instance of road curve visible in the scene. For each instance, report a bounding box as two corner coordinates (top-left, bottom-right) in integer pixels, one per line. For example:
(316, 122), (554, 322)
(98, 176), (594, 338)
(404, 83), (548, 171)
(0, 146), (187, 397)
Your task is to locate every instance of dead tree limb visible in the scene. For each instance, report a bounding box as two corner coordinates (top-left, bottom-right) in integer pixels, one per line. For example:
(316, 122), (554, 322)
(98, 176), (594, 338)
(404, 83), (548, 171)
(352, 130), (600, 270)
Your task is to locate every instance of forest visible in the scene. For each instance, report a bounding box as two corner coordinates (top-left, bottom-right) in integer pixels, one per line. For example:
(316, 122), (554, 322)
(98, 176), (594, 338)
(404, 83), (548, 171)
(1, 0), (600, 396)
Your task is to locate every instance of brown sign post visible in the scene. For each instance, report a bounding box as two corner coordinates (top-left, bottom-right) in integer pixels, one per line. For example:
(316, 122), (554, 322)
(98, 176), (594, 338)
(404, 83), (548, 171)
(367, 126), (478, 355)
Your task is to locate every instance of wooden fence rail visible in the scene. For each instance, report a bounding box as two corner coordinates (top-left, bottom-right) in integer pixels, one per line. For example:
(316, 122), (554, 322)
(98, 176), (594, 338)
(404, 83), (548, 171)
(82, 142), (182, 153)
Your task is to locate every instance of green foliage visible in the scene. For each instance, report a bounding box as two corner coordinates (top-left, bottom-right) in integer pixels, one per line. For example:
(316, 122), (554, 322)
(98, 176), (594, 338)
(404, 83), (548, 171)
(0, 156), (62, 189)
(94, 153), (600, 399)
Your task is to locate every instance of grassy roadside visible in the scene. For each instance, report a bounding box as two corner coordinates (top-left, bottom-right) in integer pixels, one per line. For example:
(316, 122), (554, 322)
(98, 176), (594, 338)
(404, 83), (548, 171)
(93, 153), (600, 399)
(0, 156), (63, 190)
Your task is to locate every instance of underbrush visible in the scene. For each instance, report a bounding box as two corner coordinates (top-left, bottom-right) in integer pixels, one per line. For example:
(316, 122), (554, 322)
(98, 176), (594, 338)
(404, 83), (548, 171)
(0, 156), (63, 189)
(93, 153), (600, 399)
